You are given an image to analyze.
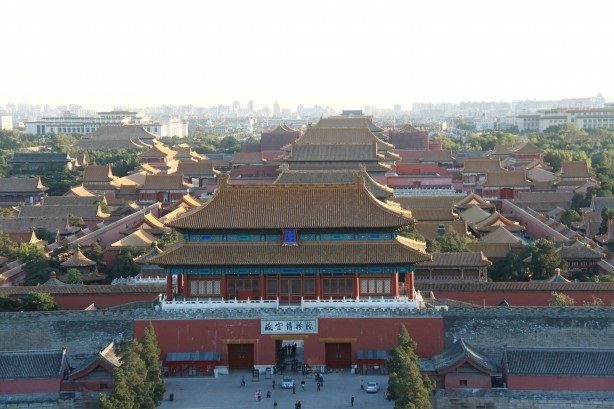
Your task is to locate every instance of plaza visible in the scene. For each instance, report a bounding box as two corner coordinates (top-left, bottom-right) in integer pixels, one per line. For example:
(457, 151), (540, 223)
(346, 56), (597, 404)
(159, 372), (393, 409)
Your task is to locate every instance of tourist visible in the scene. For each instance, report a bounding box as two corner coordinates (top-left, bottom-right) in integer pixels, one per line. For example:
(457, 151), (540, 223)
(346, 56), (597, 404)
(272, 379), (275, 389)
(351, 395), (355, 407)
(317, 381), (321, 391)
(273, 401), (278, 409)
(241, 375), (245, 387)
(360, 379), (364, 390)
(301, 379), (305, 390)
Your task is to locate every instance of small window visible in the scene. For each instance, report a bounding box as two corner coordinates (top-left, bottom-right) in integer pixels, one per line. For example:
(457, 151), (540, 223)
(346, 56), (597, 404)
(459, 379), (467, 386)
(100, 383), (109, 389)
(282, 229), (298, 246)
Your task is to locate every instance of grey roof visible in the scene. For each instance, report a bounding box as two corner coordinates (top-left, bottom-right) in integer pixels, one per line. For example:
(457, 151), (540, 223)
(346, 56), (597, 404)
(18, 204), (104, 219)
(0, 349), (66, 379)
(0, 216), (80, 235)
(591, 197), (614, 213)
(166, 352), (221, 362)
(425, 338), (499, 373)
(504, 347), (614, 376)
(12, 152), (71, 163)
(0, 177), (47, 193)
(422, 339), (498, 373)
(43, 196), (102, 206)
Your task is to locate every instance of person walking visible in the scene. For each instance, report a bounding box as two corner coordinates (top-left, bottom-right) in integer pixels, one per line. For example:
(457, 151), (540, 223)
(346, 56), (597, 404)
(351, 395), (355, 407)
(301, 379), (305, 390)
(273, 401), (278, 409)
(317, 381), (321, 392)
(272, 379), (275, 389)
(360, 379), (364, 390)
(292, 384), (296, 394)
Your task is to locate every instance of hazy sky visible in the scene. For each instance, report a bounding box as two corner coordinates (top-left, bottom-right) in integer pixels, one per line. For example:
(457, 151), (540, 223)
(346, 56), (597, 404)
(1, 0), (612, 110)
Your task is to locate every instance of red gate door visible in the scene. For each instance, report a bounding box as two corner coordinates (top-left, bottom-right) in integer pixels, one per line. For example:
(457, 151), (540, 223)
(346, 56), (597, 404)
(325, 343), (352, 369)
(228, 344), (254, 370)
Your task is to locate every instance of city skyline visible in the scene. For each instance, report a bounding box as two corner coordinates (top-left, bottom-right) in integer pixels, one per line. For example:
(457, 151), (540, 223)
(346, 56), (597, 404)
(1, 0), (613, 108)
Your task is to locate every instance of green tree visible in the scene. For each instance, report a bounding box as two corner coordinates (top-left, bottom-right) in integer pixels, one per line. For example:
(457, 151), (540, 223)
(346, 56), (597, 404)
(100, 366), (136, 409)
(0, 296), (21, 312)
(571, 192), (589, 212)
(160, 230), (179, 248)
(66, 268), (82, 284)
(19, 292), (58, 311)
(68, 214), (86, 228)
(560, 209), (581, 227)
(387, 325), (433, 409)
(548, 292), (575, 306)
(141, 323), (165, 403)
(599, 208), (614, 234)
(0, 231), (17, 258)
(111, 248), (141, 279)
(583, 296), (604, 306)
(488, 250), (525, 281)
(35, 227), (56, 243)
(88, 150), (140, 177)
(427, 232), (475, 253)
(524, 239), (564, 280)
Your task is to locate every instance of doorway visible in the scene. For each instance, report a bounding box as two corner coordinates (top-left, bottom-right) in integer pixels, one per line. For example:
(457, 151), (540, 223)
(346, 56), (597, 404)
(275, 339), (304, 374)
(325, 343), (352, 369)
(227, 344), (254, 370)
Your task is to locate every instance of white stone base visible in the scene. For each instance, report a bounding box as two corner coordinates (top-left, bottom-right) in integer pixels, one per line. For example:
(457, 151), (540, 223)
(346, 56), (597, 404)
(254, 364), (275, 375)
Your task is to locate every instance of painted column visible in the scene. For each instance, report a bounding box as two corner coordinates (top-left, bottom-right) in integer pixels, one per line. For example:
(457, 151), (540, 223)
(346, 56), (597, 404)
(166, 274), (173, 301)
(353, 274), (360, 299)
(392, 273), (399, 298)
(177, 274), (183, 295)
(259, 274), (266, 299)
(182, 274), (189, 298)
(220, 275), (228, 299)
(315, 273), (321, 299)
(407, 271), (415, 300)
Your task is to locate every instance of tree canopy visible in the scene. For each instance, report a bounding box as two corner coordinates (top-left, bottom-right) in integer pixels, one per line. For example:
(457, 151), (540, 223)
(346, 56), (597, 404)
(427, 232), (475, 253)
(387, 324), (433, 409)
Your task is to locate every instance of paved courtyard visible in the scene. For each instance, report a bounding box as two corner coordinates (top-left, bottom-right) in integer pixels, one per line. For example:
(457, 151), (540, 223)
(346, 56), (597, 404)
(159, 372), (393, 409)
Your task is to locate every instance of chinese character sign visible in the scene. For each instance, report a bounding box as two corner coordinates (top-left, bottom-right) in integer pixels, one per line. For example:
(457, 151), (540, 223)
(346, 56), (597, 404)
(261, 320), (318, 334)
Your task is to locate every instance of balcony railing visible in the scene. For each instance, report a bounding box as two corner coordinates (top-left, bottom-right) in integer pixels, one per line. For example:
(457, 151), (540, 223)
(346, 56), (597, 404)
(157, 293), (424, 311)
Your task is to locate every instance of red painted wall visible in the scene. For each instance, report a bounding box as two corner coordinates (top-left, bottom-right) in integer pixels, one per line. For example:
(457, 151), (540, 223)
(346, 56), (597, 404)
(444, 373), (491, 389)
(0, 379), (60, 394)
(430, 290), (614, 306)
(135, 317), (444, 366)
(507, 375), (614, 391)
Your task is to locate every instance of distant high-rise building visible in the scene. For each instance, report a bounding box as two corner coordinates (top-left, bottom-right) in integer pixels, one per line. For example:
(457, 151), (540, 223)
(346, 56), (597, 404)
(232, 100), (240, 111)
(394, 104), (402, 113)
(247, 100), (255, 114)
(1, 116), (13, 131)
(273, 101), (281, 117)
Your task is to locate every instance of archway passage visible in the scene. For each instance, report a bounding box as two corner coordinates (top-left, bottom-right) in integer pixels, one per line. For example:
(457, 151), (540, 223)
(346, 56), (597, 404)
(228, 344), (254, 370)
(325, 343), (352, 369)
(275, 339), (304, 374)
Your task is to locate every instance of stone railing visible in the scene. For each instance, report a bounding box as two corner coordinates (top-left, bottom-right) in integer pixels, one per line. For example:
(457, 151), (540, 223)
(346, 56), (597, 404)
(112, 276), (165, 285)
(300, 295), (422, 311)
(157, 296), (280, 310)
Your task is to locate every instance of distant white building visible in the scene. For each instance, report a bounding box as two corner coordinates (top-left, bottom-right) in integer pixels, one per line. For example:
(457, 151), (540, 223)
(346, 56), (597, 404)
(1, 116), (13, 131)
(24, 110), (187, 137)
(514, 104), (614, 132)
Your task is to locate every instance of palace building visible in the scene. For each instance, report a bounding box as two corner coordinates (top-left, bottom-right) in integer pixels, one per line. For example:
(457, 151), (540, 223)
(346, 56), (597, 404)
(151, 175), (429, 303)
(144, 175), (437, 372)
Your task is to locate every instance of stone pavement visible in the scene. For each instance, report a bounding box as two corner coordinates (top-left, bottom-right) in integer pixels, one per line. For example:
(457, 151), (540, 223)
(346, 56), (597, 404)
(159, 372), (393, 409)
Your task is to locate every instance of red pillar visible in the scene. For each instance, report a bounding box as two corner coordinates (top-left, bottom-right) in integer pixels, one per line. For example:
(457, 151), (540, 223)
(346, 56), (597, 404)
(182, 274), (189, 298)
(165, 275), (173, 301)
(177, 274), (183, 295)
(392, 273), (399, 298)
(407, 271), (415, 300)
(220, 275), (228, 299)
(259, 274), (266, 299)
(315, 273), (321, 299)
(353, 274), (360, 299)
